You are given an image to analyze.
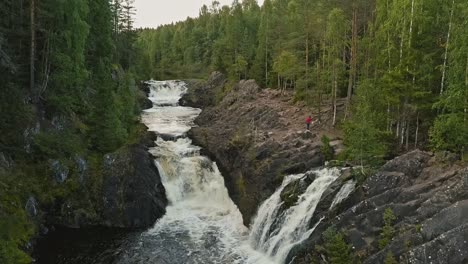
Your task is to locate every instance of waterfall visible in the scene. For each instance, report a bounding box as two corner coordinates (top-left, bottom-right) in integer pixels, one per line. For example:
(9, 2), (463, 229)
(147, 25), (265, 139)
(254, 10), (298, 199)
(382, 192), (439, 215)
(330, 180), (356, 209)
(120, 80), (274, 264)
(249, 168), (342, 263)
(119, 80), (354, 264)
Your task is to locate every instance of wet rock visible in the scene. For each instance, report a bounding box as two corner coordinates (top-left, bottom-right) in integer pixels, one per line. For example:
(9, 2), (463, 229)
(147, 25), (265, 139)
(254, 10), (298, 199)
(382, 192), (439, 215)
(25, 196), (38, 218)
(74, 156), (88, 185)
(50, 160), (69, 184)
(282, 162), (306, 175)
(280, 178), (308, 208)
(290, 151), (468, 264)
(23, 121), (40, 153)
(0, 152), (14, 172)
(51, 115), (67, 131)
(101, 143), (167, 228)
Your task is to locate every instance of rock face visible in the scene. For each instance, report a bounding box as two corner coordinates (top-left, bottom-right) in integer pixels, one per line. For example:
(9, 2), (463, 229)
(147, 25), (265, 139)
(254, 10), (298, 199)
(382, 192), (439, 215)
(43, 131), (167, 229)
(184, 73), (330, 225)
(180, 71), (226, 108)
(290, 150), (468, 264)
(101, 142), (167, 228)
(183, 73), (468, 263)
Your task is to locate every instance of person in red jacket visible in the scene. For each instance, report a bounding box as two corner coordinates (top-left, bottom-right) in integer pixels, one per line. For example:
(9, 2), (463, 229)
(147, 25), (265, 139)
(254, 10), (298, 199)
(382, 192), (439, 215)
(306, 115), (312, 130)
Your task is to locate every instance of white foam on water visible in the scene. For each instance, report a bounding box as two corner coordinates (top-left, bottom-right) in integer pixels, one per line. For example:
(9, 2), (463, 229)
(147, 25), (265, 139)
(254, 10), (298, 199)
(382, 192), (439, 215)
(135, 80), (274, 264)
(127, 80), (347, 264)
(330, 180), (355, 209)
(249, 168), (341, 263)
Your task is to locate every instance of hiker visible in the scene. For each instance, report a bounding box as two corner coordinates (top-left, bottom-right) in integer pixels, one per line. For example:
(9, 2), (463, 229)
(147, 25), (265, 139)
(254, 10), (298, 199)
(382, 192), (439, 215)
(306, 115), (312, 130)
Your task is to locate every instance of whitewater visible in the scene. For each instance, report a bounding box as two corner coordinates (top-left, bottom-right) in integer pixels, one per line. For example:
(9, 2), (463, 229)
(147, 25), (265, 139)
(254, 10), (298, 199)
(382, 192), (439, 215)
(116, 80), (353, 264)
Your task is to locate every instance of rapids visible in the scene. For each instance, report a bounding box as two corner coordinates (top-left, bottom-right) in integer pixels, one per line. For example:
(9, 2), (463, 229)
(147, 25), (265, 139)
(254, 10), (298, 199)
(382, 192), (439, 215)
(34, 80), (354, 264)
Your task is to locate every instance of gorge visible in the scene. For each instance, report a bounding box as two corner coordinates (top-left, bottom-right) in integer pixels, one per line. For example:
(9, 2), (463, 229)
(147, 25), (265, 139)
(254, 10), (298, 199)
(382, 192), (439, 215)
(34, 77), (468, 264)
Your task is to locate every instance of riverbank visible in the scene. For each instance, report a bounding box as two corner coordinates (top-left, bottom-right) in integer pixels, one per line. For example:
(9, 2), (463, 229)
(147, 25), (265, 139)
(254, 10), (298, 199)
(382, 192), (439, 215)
(0, 82), (167, 262)
(183, 72), (468, 263)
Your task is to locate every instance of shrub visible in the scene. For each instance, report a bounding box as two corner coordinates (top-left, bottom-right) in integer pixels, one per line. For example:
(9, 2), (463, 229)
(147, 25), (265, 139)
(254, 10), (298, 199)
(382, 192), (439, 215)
(321, 227), (355, 264)
(384, 252), (398, 264)
(321, 135), (334, 162)
(379, 208), (396, 249)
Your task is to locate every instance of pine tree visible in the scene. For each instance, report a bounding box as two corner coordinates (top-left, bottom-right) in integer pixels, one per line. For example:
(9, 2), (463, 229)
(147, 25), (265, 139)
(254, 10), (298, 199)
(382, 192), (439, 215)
(322, 227), (355, 264)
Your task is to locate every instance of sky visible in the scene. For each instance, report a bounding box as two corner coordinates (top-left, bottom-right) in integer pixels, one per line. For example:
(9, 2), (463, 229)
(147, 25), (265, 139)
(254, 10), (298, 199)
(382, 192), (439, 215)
(134, 0), (264, 28)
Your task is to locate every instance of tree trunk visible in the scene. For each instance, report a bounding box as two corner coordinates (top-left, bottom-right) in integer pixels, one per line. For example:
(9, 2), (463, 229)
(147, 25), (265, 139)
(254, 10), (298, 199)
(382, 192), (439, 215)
(414, 112), (419, 149)
(30, 0), (35, 93)
(317, 53), (322, 122)
(399, 17), (406, 64)
(440, 0), (455, 95)
(409, 0), (415, 48)
(277, 73), (280, 90)
(405, 121), (410, 150)
(265, 12), (269, 86)
(345, 6), (358, 119)
(332, 63), (337, 127)
(305, 36), (309, 103)
(387, 101), (391, 131)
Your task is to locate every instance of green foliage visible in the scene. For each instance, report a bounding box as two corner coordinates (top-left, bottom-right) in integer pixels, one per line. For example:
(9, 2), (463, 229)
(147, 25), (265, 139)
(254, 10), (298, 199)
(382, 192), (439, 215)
(321, 227), (355, 264)
(273, 51), (300, 85)
(351, 167), (373, 186)
(34, 130), (86, 159)
(0, 84), (32, 153)
(0, 171), (35, 264)
(321, 135), (334, 161)
(41, 0), (90, 114)
(430, 2), (468, 158)
(430, 114), (468, 157)
(384, 252), (398, 264)
(0, 0), (140, 260)
(343, 81), (389, 166)
(379, 208), (397, 249)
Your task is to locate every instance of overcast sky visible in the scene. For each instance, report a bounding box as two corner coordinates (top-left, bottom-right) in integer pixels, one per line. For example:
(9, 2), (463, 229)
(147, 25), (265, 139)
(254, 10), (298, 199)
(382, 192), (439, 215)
(134, 0), (264, 28)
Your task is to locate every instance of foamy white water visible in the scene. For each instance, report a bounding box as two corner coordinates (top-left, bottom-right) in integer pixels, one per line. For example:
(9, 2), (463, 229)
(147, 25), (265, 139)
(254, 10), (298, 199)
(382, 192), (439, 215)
(119, 80), (347, 264)
(330, 180), (355, 209)
(119, 80), (274, 264)
(249, 168), (341, 263)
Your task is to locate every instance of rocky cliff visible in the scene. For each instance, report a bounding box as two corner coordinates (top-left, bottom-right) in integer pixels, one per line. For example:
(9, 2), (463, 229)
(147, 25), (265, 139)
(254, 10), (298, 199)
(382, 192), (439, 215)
(183, 72), (343, 225)
(2, 85), (168, 234)
(290, 151), (468, 264)
(183, 73), (468, 263)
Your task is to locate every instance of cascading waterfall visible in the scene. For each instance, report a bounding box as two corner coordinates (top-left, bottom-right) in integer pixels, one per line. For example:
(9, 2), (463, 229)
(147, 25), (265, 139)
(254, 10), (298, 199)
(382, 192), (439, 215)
(330, 180), (356, 209)
(118, 80), (354, 264)
(119, 80), (273, 264)
(248, 168), (342, 263)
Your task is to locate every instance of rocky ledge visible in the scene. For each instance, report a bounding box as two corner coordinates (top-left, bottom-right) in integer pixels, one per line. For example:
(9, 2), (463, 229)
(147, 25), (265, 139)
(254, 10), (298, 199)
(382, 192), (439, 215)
(290, 150), (468, 264)
(183, 72), (343, 225)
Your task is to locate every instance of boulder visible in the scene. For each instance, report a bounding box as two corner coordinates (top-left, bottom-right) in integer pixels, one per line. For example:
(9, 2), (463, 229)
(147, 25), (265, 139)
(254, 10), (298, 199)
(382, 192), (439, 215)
(50, 160), (69, 184)
(101, 144), (167, 228)
(25, 196), (39, 218)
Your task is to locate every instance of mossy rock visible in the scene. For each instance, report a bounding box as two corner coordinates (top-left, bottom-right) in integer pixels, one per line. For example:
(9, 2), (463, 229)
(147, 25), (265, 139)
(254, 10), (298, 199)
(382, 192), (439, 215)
(280, 173), (317, 208)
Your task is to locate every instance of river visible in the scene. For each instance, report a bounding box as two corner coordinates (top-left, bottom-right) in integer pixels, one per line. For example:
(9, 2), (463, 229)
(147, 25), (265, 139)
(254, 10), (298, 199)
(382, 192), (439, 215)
(35, 80), (352, 264)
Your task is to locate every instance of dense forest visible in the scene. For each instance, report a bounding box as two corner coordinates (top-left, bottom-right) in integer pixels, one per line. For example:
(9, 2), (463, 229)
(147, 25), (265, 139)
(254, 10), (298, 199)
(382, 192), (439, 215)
(135, 0), (467, 165)
(0, 0), (141, 262)
(0, 0), (467, 262)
